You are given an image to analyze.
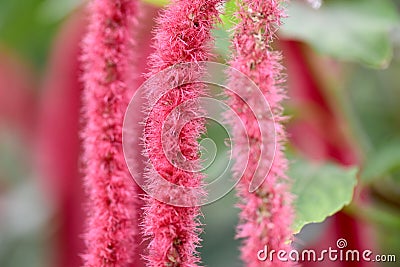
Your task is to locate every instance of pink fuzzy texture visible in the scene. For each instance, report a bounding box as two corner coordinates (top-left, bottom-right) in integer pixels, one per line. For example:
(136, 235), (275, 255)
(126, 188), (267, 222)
(227, 1), (294, 266)
(141, 1), (221, 266)
(80, 0), (139, 266)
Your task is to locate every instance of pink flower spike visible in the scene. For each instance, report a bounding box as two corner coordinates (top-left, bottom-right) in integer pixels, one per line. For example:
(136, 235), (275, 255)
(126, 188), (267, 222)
(141, 0), (222, 266)
(80, 0), (140, 266)
(227, 1), (295, 266)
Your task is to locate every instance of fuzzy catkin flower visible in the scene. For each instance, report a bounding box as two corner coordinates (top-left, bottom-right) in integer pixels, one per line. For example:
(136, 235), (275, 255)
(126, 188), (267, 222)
(80, 0), (139, 266)
(141, 1), (222, 266)
(227, 1), (294, 266)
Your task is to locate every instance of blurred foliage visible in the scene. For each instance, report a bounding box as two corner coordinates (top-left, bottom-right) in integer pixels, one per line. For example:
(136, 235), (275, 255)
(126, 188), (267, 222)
(346, 61), (400, 183)
(0, 0), (81, 68)
(0, 131), (53, 267)
(142, 0), (169, 6)
(360, 139), (400, 183)
(347, 202), (400, 267)
(0, 180), (53, 267)
(212, 27), (231, 59)
(200, 190), (241, 267)
(281, 0), (400, 68)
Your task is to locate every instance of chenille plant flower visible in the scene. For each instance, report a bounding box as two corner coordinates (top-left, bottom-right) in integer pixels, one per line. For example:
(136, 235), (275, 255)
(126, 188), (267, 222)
(141, 0), (222, 266)
(80, 0), (140, 266)
(3, 0), (399, 266)
(227, 0), (295, 266)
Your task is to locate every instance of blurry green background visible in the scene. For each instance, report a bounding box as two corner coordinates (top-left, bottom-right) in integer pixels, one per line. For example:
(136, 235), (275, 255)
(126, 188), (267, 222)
(1, 0), (400, 266)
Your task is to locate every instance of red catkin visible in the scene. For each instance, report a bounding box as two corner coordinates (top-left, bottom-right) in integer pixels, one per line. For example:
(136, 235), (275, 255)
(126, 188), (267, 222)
(80, 0), (139, 266)
(227, 1), (294, 266)
(141, 0), (222, 266)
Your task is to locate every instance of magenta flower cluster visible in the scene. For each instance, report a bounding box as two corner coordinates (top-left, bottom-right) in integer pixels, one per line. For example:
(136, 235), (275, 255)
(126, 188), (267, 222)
(80, 0), (294, 266)
(228, 1), (294, 266)
(80, 0), (139, 266)
(142, 1), (222, 266)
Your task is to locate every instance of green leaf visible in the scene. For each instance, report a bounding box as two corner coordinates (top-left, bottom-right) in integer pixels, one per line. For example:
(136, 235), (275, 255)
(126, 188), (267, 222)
(220, 0), (238, 30)
(141, 0), (169, 7)
(361, 139), (400, 183)
(289, 157), (358, 233)
(280, 0), (400, 68)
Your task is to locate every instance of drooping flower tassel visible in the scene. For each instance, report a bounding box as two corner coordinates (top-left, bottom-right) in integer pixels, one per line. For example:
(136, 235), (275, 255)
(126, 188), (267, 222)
(141, 0), (222, 266)
(80, 0), (139, 266)
(227, 1), (294, 266)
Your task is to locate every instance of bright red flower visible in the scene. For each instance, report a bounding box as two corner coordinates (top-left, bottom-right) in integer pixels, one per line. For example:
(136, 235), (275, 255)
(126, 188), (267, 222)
(80, 0), (140, 266)
(227, 1), (295, 266)
(141, 0), (222, 266)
